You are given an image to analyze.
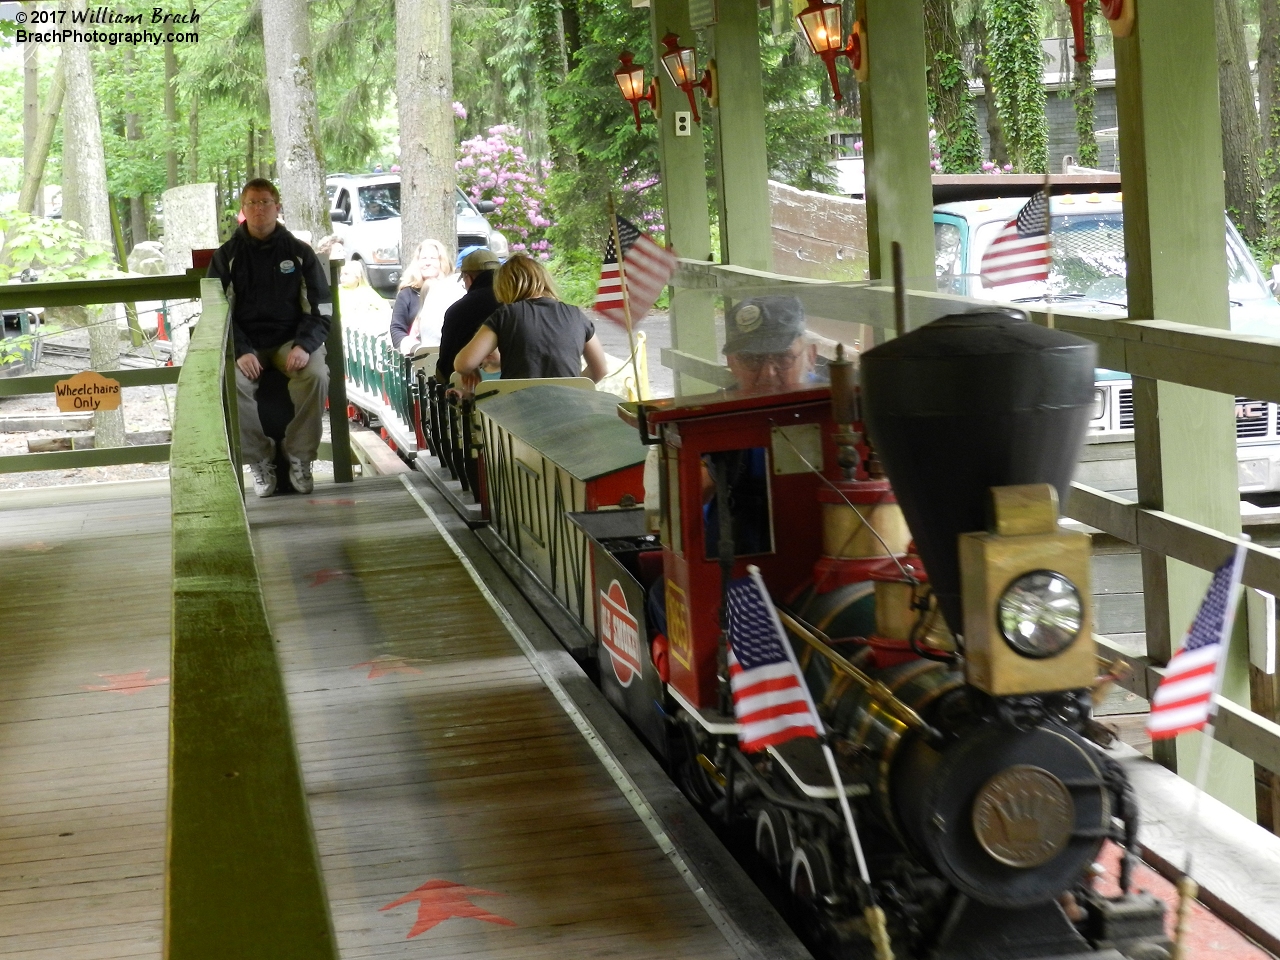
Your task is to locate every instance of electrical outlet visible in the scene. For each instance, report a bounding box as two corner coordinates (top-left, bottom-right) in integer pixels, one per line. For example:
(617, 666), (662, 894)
(674, 111), (693, 137)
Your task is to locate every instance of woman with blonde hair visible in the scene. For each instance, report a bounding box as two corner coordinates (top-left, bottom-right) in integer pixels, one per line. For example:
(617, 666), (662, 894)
(453, 254), (608, 391)
(389, 238), (464, 354)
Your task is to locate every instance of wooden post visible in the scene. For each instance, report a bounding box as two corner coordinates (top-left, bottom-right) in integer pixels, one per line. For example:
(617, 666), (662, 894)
(858, 0), (935, 295)
(706, 0), (773, 271)
(327, 260), (354, 483)
(1116, 0), (1255, 818)
(651, 0), (717, 396)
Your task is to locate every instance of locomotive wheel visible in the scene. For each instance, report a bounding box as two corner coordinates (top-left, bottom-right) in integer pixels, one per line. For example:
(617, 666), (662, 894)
(790, 841), (836, 902)
(755, 807), (794, 876)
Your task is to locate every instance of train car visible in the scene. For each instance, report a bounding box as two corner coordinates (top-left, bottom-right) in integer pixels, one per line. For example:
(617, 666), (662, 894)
(406, 307), (1173, 960)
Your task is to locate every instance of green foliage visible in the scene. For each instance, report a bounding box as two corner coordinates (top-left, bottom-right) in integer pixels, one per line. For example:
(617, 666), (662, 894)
(1072, 0), (1099, 168)
(986, 0), (1048, 172)
(928, 51), (983, 172)
(759, 24), (838, 190)
(0, 211), (117, 282)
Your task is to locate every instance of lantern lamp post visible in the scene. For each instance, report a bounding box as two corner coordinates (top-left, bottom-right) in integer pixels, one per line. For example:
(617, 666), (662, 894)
(794, 0), (865, 102)
(658, 33), (717, 124)
(614, 52), (659, 133)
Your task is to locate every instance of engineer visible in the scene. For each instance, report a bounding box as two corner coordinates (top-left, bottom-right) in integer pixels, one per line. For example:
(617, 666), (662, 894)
(207, 178), (332, 498)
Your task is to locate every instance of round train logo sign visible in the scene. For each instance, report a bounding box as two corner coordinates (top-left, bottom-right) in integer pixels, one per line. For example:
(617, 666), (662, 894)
(599, 580), (642, 687)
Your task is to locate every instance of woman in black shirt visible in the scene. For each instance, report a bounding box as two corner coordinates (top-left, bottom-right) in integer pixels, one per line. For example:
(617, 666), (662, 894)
(453, 254), (608, 391)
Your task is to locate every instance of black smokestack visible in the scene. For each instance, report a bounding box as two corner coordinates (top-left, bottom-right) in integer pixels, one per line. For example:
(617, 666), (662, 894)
(859, 308), (1097, 635)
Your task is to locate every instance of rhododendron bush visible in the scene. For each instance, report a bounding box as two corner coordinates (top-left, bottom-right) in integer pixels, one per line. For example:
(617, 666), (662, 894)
(455, 125), (553, 259)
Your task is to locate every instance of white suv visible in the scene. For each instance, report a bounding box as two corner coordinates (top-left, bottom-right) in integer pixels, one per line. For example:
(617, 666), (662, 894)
(326, 174), (509, 296)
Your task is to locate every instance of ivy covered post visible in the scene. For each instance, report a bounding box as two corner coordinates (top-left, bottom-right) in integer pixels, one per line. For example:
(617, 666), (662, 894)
(985, 0), (1048, 173)
(1116, 0), (1256, 818)
(1072, 0), (1099, 168)
(923, 0), (982, 173)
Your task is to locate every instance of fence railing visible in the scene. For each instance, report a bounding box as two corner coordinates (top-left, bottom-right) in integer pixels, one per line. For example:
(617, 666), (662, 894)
(166, 278), (338, 958)
(668, 258), (1280, 781)
(0, 272), (199, 474)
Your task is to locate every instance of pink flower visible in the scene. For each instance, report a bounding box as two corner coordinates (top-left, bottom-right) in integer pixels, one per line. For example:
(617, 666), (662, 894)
(453, 102), (468, 119)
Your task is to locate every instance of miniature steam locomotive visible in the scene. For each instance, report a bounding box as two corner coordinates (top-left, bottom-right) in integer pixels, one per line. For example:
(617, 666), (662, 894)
(403, 308), (1174, 960)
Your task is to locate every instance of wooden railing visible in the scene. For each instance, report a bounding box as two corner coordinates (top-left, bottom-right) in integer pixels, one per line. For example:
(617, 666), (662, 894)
(166, 279), (338, 958)
(668, 259), (1280, 780)
(0, 272), (199, 473)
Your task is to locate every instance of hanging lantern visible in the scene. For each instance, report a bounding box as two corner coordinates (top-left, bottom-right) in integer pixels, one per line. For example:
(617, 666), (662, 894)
(1067, 0), (1133, 57)
(659, 33), (717, 124)
(794, 0), (864, 101)
(614, 52), (659, 132)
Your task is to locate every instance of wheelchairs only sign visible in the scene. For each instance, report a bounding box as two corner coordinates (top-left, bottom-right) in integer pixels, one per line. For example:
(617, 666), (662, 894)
(54, 372), (122, 412)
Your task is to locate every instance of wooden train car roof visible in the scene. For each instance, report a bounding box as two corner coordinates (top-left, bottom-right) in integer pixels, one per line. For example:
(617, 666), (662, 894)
(476, 384), (648, 482)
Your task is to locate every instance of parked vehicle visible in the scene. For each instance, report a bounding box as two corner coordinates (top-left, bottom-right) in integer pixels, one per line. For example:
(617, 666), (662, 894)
(326, 174), (509, 297)
(934, 193), (1280, 494)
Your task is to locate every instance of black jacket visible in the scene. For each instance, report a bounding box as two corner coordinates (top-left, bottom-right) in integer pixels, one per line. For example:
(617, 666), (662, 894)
(389, 286), (421, 351)
(437, 272), (499, 380)
(207, 223), (332, 357)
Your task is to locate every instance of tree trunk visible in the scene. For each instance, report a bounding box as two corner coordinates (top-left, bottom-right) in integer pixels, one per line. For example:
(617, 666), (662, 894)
(18, 61), (65, 215)
(22, 7), (43, 216)
(1072, 0), (1099, 169)
(262, 0), (328, 244)
(1217, 0), (1265, 242)
(1261, 0), (1280, 201)
(532, 0), (576, 175)
(986, 0), (1048, 173)
(923, 0), (982, 173)
(63, 1), (125, 449)
(246, 120), (255, 187)
(164, 41), (179, 190)
(123, 47), (147, 245)
(396, 0), (458, 262)
(974, 18), (1010, 167)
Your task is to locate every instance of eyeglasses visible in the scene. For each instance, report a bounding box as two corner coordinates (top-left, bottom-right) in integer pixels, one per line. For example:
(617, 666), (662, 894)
(735, 350), (803, 372)
(243, 199), (276, 208)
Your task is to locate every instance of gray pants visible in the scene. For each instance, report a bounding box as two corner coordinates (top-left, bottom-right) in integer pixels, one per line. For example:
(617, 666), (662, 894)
(236, 342), (329, 464)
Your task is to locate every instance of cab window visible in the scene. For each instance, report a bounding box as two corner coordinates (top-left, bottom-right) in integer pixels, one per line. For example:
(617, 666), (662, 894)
(702, 448), (773, 560)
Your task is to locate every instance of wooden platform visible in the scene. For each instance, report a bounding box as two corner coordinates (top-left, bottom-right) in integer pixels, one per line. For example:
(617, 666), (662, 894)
(0, 479), (172, 960)
(248, 475), (747, 959)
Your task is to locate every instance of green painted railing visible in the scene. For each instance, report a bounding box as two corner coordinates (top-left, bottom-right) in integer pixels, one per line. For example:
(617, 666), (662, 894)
(0, 271), (199, 474)
(167, 278), (338, 958)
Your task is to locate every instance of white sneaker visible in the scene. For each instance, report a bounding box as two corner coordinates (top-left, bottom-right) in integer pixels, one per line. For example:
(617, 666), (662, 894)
(288, 457), (314, 495)
(249, 458), (277, 498)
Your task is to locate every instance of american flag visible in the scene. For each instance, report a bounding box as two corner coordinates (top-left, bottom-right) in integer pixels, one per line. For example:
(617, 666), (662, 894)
(726, 569), (821, 753)
(1147, 544), (1247, 741)
(594, 216), (679, 328)
(979, 190), (1052, 287)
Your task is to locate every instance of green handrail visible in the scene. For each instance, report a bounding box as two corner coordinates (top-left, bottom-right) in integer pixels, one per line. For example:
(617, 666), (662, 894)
(167, 278), (338, 959)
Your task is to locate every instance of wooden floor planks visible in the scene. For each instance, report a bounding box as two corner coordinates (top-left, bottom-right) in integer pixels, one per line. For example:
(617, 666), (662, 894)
(0, 481), (171, 960)
(250, 476), (741, 960)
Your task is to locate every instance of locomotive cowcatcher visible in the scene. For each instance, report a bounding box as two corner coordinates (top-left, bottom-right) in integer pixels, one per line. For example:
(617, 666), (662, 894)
(574, 308), (1173, 960)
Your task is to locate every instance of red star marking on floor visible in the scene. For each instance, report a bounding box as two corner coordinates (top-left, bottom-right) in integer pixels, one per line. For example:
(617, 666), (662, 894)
(307, 568), (350, 587)
(81, 669), (169, 695)
(352, 655), (424, 679)
(308, 498), (357, 506)
(380, 879), (515, 938)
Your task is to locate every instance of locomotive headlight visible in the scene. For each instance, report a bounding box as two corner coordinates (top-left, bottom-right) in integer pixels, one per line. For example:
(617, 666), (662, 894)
(997, 571), (1083, 658)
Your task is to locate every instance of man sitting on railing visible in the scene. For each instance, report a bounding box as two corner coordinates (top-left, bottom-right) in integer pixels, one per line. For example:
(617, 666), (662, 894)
(207, 178), (332, 497)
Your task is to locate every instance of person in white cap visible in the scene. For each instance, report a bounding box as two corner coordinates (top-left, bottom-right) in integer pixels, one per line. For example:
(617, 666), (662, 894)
(437, 248), (502, 381)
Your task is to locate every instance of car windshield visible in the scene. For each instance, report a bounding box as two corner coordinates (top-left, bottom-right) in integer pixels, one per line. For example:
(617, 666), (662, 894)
(358, 183), (400, 221)
(968, 212), (1271, 307)
(455, 190), (477, 217)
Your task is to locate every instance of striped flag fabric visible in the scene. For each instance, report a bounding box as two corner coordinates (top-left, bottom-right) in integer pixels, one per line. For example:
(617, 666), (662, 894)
(1147, 544), (1247, 741)
(725, 569), (821, 752)
(594, 216), (679, 328)
(979, 189), (1052, 287)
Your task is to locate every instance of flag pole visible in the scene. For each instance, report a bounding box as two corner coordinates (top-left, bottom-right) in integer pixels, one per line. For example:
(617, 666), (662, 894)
(1043, 172), (1055, 330)
(607, 194), (645, 402)
(749, 566), (894, 960)
(1169, 535), (1249, 960)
